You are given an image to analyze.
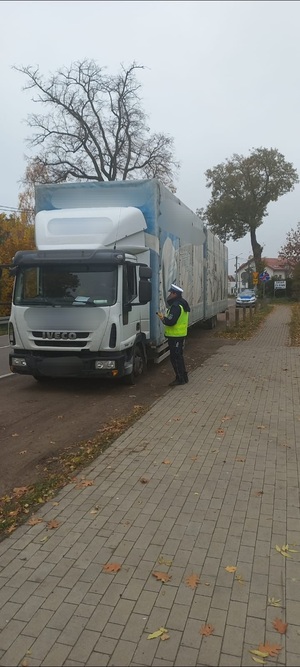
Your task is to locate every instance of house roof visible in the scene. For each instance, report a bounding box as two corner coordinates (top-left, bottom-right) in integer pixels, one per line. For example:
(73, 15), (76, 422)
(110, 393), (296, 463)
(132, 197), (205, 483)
(228, 275), (235, 281)
(237, 257), (290, 272)
(263, 258), (290, 270)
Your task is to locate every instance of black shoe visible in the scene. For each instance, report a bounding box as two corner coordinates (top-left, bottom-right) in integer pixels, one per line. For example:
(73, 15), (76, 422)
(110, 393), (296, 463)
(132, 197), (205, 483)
(184, 374), (189, 383)
(169, 379), (185, 386)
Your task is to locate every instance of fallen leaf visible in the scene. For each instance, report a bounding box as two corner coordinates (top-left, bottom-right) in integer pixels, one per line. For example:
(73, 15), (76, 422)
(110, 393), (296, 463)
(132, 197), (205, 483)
(147, 627), (168, 640)
(216, 429), (225, 435)
(200, 623), (214, 636)
(267, 597), (281, 607)
(11, 433), (19, 437)
(40, 536), (48, 542)
(18, 450), (27, 455)
(275, 544), (292, 558)
(152, 571), (172, 583)
(272, 617), (288, 634)
(162, 459), (171, 465)
(249, 649), (269, 658)
(160, 633), (170, 641)
(258, 642), (282, 657)
(251, 657), (266, 665)
(27, 517), (43, 526)
(13, 486), (28, 498)
(254, 490), (264, 496)
(225, 566), (237, 573)
(52, 502), (59, 506)
(139, 477), (149, 484)
(221, 415), (232, 422)
(191, 456), (198, 461)
(76, 479), (94, 488)
(103, 562), (122, 573)
(185, 573), (200, 589)
(47, 520), (60, 529)
(257, 425), (266, 430)
(211, 449), (219, 453)
(235, 574), (244, 585)
(6, 524), (17, 534)
(157, 556), (173, 566)
(235, 457), (246, 462)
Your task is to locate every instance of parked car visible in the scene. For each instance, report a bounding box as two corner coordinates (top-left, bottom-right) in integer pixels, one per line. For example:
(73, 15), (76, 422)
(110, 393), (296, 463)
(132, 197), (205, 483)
(236, 289), (257, 307)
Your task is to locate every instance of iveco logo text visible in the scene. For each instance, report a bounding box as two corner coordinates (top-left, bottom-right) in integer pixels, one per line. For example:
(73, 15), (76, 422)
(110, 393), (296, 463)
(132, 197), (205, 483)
(42, 332), (77, 340)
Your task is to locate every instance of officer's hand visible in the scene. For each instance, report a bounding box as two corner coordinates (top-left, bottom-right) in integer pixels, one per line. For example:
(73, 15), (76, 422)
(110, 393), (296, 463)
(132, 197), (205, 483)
(156, 312), (164, 320)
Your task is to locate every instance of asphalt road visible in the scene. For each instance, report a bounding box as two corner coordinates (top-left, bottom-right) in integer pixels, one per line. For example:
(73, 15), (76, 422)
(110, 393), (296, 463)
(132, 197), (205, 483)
(0, 334), (12, 378)
(0, 314), (236, 496)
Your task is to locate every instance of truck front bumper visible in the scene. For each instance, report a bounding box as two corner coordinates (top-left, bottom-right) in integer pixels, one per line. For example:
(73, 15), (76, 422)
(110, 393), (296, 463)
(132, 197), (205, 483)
(9, 350), (130, 379)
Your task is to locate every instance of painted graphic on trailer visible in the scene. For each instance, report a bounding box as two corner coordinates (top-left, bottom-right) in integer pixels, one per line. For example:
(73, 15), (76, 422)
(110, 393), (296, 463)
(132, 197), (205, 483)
(159, 231), (204, 323)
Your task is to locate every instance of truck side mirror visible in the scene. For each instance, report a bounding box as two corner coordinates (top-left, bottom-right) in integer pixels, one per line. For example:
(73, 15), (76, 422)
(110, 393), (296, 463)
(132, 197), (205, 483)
(139, 266), (152, 279)
(139, 279), (152, 304)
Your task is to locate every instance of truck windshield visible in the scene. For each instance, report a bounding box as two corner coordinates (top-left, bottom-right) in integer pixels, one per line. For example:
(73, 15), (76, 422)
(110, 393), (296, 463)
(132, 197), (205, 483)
(14, 264), (117, 307)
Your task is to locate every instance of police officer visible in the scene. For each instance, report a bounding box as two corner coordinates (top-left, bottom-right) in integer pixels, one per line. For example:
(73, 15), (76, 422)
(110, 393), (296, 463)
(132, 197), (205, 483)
(157, 284), (190, 386)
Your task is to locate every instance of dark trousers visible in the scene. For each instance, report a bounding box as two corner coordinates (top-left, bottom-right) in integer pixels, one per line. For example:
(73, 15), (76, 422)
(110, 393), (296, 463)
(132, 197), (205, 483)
(167, 337), (188, 383)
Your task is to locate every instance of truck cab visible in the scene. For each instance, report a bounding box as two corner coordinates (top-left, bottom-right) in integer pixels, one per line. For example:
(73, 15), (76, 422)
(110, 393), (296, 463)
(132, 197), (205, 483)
(9, 204), (152, 382)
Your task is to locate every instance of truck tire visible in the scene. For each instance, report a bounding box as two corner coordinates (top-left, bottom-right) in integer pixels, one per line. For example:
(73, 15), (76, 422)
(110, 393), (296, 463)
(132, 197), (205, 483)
(123, 344), (145, 385)
(32, 373), (51, 383)
(205, 315), (217, 329)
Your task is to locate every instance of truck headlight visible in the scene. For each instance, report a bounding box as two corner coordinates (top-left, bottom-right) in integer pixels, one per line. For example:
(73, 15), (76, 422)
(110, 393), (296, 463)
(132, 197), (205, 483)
(95, 360), (116, 370)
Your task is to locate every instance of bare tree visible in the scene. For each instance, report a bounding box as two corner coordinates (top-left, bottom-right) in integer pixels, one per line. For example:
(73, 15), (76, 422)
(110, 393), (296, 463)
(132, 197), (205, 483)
(18, 158), (50, 224)
(14, 60), (179, 189)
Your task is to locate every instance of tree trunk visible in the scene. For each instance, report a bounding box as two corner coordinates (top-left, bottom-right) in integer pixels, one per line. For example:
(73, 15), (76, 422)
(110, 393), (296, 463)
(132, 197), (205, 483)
(250, 226), (264, 273)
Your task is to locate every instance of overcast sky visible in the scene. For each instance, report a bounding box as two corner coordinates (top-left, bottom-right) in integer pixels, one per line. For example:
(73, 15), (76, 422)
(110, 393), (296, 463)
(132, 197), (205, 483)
(1, 0), (300, 274)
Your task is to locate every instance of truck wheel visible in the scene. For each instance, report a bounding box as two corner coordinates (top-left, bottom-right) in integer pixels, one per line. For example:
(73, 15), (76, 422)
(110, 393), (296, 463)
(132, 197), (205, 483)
(123, 345), (145, 385)
(33, 374), (50, 382)
(205, 315), (217, 329)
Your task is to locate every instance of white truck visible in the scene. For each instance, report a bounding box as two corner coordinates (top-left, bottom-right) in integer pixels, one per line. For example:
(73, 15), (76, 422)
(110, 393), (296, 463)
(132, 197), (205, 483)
(7, 179), (228, 382)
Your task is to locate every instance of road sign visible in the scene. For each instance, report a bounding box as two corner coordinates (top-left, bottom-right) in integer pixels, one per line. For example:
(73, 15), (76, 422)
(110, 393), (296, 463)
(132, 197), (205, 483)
(274, 280), (286, 290)
(259, 271), (270, 282)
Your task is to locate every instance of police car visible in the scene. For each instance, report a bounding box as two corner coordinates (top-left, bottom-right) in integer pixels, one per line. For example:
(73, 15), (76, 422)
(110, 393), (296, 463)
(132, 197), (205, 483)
(236, 289), (257, 307)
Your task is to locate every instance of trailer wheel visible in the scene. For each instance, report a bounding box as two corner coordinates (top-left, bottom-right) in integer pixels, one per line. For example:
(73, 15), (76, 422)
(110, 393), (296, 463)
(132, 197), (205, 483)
(205, 315), (217, 330)
(123, 345), (145, 385)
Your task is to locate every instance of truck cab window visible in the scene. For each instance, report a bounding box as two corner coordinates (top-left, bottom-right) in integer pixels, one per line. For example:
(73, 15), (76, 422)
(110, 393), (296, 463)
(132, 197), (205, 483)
(14, 265), (117, 306)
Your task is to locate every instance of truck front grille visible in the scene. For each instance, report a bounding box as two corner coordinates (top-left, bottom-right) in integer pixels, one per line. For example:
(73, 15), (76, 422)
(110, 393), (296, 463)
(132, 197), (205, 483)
(31, 331), (90, 348)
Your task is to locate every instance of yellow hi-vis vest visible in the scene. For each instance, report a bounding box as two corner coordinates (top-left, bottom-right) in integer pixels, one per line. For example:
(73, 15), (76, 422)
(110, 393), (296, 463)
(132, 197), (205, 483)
(164, 304), (189, 338)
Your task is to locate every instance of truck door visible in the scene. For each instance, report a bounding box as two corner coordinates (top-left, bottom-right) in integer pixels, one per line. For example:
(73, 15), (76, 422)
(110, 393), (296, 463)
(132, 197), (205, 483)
(122, 263), (140, 330)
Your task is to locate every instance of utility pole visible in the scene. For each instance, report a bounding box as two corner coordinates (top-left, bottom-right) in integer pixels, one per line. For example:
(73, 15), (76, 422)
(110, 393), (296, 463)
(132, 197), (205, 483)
(235, 256), (238, 294)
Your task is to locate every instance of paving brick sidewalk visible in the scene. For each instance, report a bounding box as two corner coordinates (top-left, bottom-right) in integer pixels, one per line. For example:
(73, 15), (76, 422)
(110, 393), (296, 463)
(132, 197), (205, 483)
(0, 305), (300, 667)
